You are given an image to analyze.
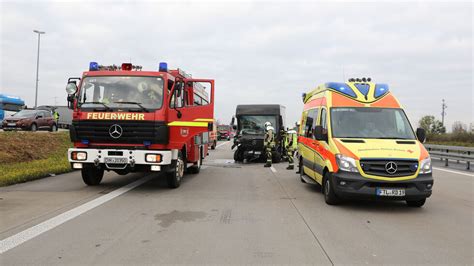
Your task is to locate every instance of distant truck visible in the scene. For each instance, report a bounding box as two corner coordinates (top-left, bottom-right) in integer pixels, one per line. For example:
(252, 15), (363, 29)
(232, 104), (286, 162)
(217, 124), (232, 140)
(55, 106), (73, 128)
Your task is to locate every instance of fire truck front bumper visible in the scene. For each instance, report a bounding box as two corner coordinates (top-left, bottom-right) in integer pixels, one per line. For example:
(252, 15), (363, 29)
(68, 148), (175, 171)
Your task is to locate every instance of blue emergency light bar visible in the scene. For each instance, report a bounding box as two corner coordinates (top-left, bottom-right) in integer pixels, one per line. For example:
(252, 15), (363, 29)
(89, 62), (99, 71)
(159, 62), (168, 72)
(326, 82), (357, 98)
(374, 84), (390, 98)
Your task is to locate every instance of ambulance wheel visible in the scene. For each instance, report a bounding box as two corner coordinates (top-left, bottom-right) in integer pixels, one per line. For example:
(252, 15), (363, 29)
(167, 151), (184, 188)
(188, 148), (202, 174)
(323, 172), (340, 205)
(81, 166), (104, 186)
(299, 159), (306, 183)
(406, 198), (426, 207)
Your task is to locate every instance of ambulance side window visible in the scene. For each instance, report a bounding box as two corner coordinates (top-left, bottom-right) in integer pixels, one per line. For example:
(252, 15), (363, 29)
(320, 108), (327, 129)
(304, 108), (318, 138)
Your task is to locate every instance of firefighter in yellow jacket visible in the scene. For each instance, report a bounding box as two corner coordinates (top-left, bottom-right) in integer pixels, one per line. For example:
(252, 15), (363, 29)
(284, 129), (298, 170)
(264, 121), (275, 168)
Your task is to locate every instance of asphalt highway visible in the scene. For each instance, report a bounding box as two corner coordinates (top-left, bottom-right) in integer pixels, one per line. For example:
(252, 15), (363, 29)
(1, 141), (473, 265)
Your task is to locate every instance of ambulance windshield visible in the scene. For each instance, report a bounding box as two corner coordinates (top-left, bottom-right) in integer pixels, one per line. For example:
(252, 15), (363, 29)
(331, 107), (416, 139)
(239, 115), (277, 135)
(78, 76), (164, 111)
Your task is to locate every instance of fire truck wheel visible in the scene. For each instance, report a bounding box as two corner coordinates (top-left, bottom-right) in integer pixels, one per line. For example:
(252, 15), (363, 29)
(81, 166), (104, 186)
(167, 151), (184, 188)
(188, 147), (202, 174)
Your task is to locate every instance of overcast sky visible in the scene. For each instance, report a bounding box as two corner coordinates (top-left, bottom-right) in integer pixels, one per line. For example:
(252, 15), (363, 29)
(1, 1), (472, 131)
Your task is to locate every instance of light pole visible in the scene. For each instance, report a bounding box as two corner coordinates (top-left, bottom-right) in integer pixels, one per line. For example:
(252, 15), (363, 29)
(33, 30), (45, 108)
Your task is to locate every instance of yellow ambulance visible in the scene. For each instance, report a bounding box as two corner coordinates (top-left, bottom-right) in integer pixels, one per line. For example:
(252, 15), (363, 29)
(298, 78), (433, 207)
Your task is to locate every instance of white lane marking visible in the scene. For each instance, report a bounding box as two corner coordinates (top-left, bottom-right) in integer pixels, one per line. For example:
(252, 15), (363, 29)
(216, 141), (231, 148)
(270, 166), (277, 173)
(0, 175), (154, 254)
(433, 167), (474, 177)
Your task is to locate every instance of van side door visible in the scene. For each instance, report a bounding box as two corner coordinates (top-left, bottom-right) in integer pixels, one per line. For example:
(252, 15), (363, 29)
(313, 107), (329, 183)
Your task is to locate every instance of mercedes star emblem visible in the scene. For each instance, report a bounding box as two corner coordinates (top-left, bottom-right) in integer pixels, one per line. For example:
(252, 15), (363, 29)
(109, 124), (123, 139)
(385, 161), (398, 175)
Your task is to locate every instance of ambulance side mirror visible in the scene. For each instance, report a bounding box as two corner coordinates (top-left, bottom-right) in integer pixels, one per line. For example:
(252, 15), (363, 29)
(416, 128), (426, 143)
(314, 125), (328, 141)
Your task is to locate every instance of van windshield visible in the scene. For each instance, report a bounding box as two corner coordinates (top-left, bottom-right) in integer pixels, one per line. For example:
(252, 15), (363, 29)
(238, 115), (276, 135)
(330, 107), (416, 139)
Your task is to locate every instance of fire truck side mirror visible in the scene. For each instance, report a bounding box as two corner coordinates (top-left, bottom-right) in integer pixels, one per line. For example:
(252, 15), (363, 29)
(66, 82), (78, 95)
(66, 82), (78, 110)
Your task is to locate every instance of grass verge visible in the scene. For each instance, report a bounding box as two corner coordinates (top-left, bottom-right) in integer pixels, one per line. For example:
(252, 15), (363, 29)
(0, 131), (72, 186)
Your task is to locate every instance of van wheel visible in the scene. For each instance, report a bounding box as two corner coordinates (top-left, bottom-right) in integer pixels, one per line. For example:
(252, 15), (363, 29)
(188, 148), (202, 174)
(406, 199), (426, 207)
(81, 166), (104, 186)
(234, 149), (243, 162)
(323, 172), (340, 205)
(30, 123), (37, 132)
(167, 151), (184, 188)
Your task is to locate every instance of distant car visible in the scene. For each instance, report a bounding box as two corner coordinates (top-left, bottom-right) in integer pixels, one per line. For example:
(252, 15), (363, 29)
(2, 109), (57, 131)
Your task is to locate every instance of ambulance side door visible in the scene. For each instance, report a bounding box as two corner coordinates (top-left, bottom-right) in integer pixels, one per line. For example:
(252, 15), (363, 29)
(300, 108), (319, 180)
(313, 107), (329, 184)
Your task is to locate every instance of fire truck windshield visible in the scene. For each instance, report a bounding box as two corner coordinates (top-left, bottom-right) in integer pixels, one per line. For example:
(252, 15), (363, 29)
(78, 76), (164, 111)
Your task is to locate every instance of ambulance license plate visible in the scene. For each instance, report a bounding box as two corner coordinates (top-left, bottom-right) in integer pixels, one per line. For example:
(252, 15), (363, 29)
(376, 188), (405, 197)
(105, 157), (128, 164)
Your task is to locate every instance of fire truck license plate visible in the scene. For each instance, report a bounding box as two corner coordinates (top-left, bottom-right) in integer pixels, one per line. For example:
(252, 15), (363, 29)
(376, 188), (405, 197)
(104, 157), (128, 164)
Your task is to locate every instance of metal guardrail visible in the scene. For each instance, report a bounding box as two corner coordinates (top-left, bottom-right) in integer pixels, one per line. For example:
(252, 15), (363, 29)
(425, 144), (474, 170)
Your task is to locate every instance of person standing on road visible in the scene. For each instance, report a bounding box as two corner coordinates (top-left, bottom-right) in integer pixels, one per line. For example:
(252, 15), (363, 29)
(264, 121), (275, 168)
(285, 129), (298, 170)
(53, 109), (60, 123)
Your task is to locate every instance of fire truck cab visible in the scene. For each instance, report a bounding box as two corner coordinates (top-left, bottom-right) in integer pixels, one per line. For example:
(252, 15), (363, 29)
(65, 62), (214, 188)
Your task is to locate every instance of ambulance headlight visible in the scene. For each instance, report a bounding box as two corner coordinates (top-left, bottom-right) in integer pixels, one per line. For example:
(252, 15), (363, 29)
(419, 157), (432, 174)
(336, 154), (359, 172)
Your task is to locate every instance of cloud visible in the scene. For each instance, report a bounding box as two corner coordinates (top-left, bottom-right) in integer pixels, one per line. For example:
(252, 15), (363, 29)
(0, 1), (472, 131)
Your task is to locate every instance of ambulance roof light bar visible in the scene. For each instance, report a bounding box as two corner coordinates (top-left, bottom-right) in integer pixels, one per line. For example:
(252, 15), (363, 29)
(348, 77), (371, 83)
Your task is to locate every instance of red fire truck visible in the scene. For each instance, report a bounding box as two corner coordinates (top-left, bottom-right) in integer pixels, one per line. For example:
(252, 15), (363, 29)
(65, 62), (215, 188)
